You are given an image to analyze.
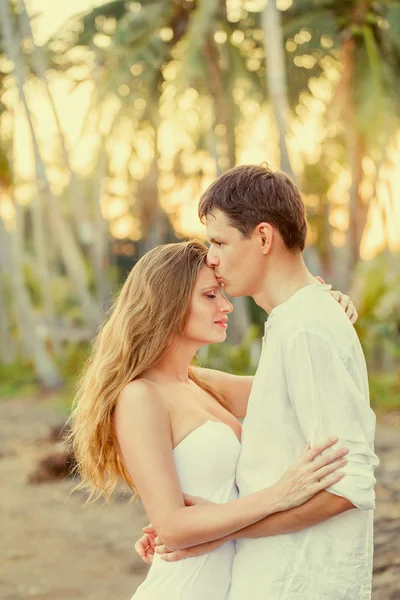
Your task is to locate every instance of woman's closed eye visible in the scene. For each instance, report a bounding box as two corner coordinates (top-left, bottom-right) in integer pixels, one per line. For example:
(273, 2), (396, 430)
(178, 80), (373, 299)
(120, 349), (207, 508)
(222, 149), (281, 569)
(205, 293), (217, 300)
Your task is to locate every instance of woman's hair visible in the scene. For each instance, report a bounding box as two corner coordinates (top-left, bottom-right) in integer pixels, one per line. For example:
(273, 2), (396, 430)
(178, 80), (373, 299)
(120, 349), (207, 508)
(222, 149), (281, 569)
(68, 240), (229, 502)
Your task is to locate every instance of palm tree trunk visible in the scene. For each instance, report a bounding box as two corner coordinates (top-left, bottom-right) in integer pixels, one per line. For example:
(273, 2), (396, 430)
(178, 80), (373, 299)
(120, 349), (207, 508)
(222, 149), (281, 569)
(137, 149), (161, 253)
(0, 212), (63, 388)
(262, 0), (295, 180)
(204, 39), (236, 171)
(92, 143), (111, 312)
(318, 196), (335, 280)
(340, 37), (369, 280)
(347, 126), (367, 267)
(0, 3), (58, 347)
(0, 0), (99, 332)
(0, 267), (15, 364)
(137, 106), (169, 254)
(18, 0), (94, 247)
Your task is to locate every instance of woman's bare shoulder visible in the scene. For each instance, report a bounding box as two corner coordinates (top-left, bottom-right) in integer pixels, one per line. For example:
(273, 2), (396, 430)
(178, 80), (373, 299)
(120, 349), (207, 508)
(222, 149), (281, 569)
(118, 378), (167, 414)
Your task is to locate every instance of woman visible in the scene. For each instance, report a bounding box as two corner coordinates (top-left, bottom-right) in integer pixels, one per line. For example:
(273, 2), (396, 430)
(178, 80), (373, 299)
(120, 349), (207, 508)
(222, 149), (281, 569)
(69, 241), (352, 600)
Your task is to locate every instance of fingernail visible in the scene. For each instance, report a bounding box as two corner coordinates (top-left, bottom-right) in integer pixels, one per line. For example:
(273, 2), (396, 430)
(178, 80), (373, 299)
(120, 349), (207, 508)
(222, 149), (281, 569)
(329, 436), (338, 442)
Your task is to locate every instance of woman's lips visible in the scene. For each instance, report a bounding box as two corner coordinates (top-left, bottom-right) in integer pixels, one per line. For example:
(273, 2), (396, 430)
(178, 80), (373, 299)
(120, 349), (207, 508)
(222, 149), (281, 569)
(214, 319), (228, 329)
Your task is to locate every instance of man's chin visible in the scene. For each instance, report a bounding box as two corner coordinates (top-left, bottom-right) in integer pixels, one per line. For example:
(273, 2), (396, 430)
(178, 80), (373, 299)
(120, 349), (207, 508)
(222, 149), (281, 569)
(223, 285), (241, 298)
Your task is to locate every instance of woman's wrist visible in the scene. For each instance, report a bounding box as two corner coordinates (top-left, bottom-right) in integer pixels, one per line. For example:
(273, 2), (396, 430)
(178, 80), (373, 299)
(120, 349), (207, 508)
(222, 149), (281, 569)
(262, 485), (285, 516)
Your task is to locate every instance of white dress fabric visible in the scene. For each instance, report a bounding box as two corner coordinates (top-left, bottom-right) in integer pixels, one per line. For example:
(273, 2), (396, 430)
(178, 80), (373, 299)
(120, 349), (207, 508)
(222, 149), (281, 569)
(132, 420), (240, 600)
(230, 284), (379, 600)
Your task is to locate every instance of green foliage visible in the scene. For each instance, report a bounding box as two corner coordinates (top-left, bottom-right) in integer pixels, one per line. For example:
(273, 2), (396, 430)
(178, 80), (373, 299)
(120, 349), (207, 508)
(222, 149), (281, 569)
(285, 0), (400, 144)
(354, 253), (400, 366)
(59, 342), (90, 382)
(369, 370), (400, 412)
(197, 325), (261, 375)
(0, 361), (38, 398)
(0, 341), (89, 400)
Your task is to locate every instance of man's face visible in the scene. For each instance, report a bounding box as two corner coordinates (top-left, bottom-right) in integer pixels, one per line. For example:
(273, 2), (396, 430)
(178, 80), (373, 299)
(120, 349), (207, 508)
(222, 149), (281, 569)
(205, 210), (265, 298)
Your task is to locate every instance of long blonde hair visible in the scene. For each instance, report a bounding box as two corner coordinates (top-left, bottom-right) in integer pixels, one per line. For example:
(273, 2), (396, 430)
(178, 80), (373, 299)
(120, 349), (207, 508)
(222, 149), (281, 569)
(68, 241), (229, 501)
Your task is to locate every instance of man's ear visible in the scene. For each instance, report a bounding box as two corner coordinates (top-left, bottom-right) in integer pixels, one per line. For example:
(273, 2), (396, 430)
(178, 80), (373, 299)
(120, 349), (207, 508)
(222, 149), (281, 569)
(257, 223), (273, 254)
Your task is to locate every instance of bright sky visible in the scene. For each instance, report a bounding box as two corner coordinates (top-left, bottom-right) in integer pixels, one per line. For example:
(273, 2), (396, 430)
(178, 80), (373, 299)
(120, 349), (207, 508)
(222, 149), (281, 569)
(27, 0), (99, 44)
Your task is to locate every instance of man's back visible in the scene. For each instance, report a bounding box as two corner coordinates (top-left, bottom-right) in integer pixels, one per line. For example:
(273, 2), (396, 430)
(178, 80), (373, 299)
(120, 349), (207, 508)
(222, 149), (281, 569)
(230, 284), (379, 600)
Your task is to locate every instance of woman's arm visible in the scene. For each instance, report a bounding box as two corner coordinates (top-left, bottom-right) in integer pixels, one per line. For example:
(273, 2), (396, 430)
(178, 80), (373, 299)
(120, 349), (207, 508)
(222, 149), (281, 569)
(115, 381), (347, 551)
(194, 367), (253, 418)
(146, 492), (353, 563)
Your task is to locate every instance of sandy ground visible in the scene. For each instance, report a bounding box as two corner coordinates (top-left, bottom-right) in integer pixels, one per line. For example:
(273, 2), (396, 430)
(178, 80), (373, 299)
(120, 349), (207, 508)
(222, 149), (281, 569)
(0, 396), (399, 600)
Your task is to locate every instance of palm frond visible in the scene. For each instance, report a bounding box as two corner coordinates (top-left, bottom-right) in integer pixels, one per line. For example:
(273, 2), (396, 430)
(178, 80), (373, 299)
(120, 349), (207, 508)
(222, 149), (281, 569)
(176, 0), (219, 82)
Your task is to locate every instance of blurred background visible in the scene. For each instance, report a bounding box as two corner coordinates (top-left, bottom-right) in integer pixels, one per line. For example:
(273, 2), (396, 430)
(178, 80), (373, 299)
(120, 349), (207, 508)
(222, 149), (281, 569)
(0, 0), (399, 599)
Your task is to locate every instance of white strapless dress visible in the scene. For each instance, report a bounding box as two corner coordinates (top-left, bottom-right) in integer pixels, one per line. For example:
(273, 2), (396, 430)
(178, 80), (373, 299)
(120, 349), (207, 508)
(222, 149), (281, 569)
(132, 420), (241, 600)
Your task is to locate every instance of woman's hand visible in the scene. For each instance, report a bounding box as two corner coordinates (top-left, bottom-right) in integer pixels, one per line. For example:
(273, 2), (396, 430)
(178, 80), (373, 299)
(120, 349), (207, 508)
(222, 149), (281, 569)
(274, 438), (348, 512)
(316, 276), (358, 324)
(134, 525), (157, 565)
(330, 290), (358, 324)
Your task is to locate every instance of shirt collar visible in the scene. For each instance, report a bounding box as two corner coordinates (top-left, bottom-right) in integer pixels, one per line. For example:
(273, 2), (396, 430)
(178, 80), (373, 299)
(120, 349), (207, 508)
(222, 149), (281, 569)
(264, 283), (332, 333)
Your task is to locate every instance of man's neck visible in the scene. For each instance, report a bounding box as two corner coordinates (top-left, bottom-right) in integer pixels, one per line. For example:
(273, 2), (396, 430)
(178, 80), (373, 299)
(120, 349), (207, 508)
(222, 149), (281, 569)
(253, 253), (316, 314)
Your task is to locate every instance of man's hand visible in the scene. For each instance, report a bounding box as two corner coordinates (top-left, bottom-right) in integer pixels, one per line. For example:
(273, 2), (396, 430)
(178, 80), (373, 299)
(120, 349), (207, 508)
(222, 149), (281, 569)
(135, 494), (215, 563)
(157, 538), (225, 562)
(316, 276), (358, 324)
(153, 493), (224, 562)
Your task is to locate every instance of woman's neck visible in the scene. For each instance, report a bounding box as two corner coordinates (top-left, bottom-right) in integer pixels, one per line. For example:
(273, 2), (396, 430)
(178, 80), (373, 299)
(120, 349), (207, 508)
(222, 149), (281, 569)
(143, 340), (199, 384)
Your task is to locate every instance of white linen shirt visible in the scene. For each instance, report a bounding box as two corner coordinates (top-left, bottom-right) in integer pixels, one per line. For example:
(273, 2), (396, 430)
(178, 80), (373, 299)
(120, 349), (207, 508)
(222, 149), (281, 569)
(230, 284), (379, 600)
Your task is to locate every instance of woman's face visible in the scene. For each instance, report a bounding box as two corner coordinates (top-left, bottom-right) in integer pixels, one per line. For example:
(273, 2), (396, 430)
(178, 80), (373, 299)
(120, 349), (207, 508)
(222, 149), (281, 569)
(185, 265), (233, 345)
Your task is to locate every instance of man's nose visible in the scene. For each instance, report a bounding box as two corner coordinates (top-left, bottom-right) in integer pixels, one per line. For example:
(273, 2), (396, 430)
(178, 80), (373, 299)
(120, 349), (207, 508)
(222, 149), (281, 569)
(207, 248), (219, 267)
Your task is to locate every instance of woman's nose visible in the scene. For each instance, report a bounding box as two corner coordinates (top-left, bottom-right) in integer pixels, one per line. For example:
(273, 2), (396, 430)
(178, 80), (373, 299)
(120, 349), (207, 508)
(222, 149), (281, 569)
(220, 298), (233, 313)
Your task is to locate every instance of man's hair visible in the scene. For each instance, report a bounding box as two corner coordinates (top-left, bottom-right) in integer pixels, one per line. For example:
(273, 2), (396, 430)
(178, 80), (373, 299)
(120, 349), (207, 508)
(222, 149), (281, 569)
(198, 164), (307, 251)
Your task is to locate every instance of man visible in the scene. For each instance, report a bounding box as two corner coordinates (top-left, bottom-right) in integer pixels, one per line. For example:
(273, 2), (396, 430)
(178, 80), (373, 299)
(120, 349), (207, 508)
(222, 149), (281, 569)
(137, 165), (379, 599)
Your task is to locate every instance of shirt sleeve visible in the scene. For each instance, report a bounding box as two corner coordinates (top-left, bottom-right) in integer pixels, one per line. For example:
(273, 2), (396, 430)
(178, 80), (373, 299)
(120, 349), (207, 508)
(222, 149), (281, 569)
(285, 331), (379, 510)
